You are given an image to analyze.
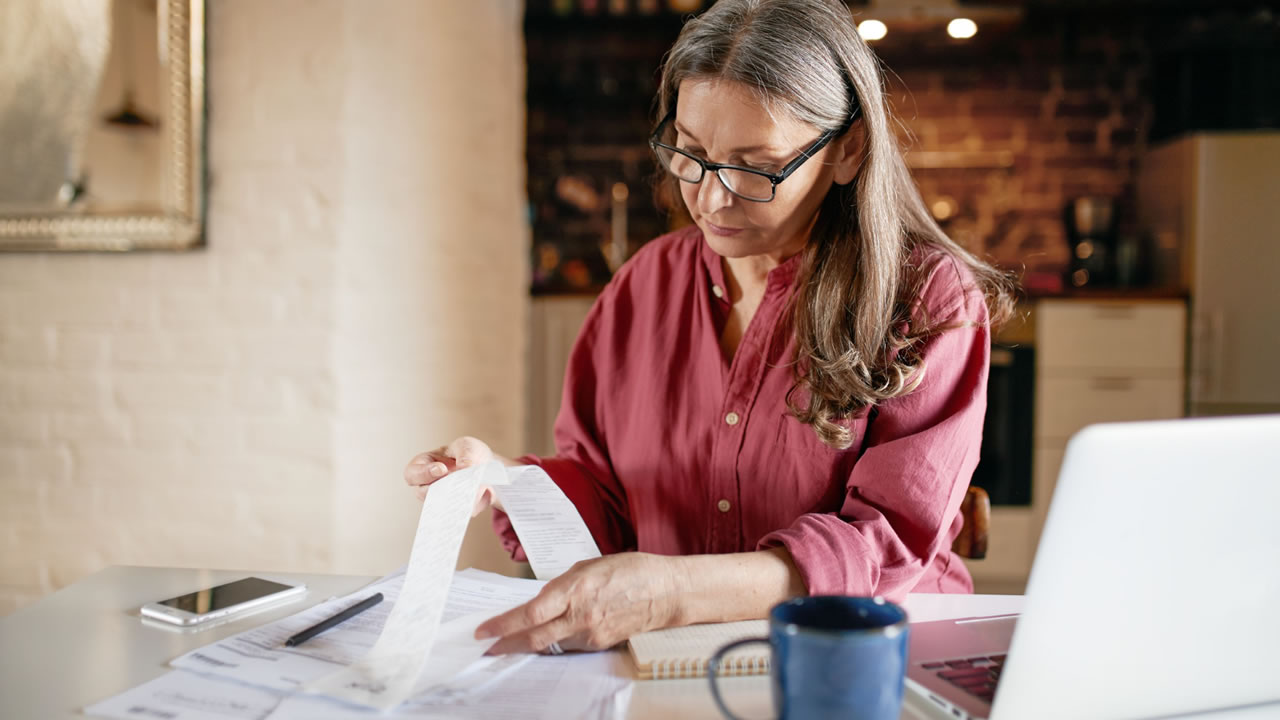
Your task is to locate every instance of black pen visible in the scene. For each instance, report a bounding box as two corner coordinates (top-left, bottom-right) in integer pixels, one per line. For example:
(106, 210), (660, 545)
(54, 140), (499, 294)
(285, 592), (384, 647)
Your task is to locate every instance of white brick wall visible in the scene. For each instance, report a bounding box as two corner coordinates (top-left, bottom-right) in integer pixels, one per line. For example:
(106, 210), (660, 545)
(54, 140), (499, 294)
(0, 0), (528, 615)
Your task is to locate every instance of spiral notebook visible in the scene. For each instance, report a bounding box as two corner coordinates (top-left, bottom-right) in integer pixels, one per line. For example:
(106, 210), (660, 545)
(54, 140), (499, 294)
(627, 619), (770, 680)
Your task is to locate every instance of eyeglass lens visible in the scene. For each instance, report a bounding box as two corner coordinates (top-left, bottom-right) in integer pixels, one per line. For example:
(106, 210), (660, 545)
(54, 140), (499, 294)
(654, 145), (774, 202)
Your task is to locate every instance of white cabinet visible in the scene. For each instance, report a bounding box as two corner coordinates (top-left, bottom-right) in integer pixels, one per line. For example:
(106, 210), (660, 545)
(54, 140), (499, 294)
(1035, 376), (1184, 438)
(1035, 302), (1185, 372)
(1034, 297), (1186, 543)
(967, 298), (1187, 592)
(1137, 133), (1280, 415)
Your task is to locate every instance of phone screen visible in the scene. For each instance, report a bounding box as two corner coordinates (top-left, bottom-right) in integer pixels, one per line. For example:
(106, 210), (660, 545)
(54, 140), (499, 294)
(158, 577), (294, 614)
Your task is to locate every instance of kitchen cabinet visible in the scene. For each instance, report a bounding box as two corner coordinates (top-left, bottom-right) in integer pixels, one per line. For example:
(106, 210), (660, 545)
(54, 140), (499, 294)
(966, 298), (1186, 592)
(1137, 132), (1280, 416)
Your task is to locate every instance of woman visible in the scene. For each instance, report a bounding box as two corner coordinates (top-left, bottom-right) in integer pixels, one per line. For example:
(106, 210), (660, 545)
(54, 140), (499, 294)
(405, 0), (1013, 656)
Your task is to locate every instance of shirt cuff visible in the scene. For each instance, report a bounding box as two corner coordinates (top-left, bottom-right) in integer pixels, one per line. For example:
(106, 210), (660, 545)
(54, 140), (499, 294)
(758, 515), (891, 601)
(759, 515), (975, 601)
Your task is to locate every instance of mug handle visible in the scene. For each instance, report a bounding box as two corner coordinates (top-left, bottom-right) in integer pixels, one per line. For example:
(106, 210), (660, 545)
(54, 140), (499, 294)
(707, 636), (771, 720)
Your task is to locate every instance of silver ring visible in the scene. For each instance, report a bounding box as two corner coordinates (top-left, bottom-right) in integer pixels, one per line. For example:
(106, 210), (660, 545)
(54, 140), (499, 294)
(546, 642), (564, 655)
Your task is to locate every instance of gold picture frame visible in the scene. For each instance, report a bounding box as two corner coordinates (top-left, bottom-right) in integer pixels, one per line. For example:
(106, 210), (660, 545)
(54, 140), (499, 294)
(0, 0), (205, 252)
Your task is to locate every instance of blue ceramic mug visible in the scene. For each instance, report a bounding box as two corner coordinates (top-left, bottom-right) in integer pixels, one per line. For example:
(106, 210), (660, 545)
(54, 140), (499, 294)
(707, 596), (909, 720)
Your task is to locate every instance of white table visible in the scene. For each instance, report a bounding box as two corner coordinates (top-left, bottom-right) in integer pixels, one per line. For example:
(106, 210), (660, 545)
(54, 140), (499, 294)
(0, 566), (1267, 720)
(0, 566), (1015, 719)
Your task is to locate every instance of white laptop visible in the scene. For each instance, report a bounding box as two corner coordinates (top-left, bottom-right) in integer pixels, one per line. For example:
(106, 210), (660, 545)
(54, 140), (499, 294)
(906, 415), (1280, 720)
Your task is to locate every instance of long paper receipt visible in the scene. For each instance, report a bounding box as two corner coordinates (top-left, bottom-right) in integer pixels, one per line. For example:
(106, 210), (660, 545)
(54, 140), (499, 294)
(298, 461), (600, 711)
(493, 464), (602, 580)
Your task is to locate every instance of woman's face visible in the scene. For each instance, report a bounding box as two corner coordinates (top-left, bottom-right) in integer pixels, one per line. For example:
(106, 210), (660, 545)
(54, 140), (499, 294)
(673, 78), (859, 262)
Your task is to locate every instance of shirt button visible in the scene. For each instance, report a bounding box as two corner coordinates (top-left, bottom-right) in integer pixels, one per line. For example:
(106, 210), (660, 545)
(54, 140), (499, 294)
(717, 499), (731, 513)
(712, 285), (724, 299)
(725, 411), (740, 426)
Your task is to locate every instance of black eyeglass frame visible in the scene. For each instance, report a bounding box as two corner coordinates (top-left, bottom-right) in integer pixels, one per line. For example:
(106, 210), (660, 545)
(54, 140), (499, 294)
(648, 107), (854, 203)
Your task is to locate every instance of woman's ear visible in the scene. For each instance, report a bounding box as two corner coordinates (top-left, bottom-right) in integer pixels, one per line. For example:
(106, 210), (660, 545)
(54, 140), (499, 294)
(831, 123), (864, 186)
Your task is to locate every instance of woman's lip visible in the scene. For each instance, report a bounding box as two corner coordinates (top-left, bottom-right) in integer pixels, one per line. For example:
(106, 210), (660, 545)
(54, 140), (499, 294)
(705, 221), (743, 236)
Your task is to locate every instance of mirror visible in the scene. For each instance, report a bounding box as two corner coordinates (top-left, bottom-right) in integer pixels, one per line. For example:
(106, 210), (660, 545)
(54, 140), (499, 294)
(0, 0), (204, 251)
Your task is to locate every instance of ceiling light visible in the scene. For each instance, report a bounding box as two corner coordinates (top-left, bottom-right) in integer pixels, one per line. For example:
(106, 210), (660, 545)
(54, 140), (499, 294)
(858, 19), (888, 41)
(859, 0), (1020, 33)
(947, 17), (978, 39)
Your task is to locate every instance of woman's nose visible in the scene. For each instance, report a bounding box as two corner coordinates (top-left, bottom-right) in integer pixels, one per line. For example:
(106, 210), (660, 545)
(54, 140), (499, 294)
(696, 171), (734, 215)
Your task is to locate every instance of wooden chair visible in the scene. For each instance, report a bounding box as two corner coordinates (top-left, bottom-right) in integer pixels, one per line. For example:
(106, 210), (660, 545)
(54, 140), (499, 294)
(951, 486), (990, 560)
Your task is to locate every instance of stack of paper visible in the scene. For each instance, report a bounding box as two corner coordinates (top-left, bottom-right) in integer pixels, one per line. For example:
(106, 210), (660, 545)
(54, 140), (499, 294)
(87, 569), (631, 720)
(84, 463), (630, 719)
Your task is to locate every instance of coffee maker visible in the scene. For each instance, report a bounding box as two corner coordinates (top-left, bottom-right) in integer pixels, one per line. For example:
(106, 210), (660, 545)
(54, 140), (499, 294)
(1064, 196), (1116, 288)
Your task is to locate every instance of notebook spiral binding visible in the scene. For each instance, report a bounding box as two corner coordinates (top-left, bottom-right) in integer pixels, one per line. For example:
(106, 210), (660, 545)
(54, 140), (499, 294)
(651, 655), (771, 680)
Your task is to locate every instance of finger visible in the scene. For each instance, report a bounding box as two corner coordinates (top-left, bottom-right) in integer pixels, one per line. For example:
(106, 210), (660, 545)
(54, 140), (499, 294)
(406, 463), (448, 487)
(405, 450), (455, 487)
(407, 450), (443, 466)
(475, 588), (568, 641)
(404, 452), (433, 486)
(546, 629), (592, 653)
(485, 615), (579, 656)
(471, 486), (495, 517)
(446, 437), (472, 467)
(448, 436), (491, 469)
(405, 449), (443, 484)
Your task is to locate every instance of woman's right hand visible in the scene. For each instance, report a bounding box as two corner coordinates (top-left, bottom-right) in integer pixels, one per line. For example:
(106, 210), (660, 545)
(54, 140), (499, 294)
(404, 436), (502, 515)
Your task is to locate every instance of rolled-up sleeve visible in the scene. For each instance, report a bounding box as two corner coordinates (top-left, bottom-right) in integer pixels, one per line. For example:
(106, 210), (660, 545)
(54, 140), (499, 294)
(758, 263), (990, 601)
(492, 290), (637, 560)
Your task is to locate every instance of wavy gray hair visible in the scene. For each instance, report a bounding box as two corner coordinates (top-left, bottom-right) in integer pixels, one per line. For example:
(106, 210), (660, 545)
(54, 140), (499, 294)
(655, 0), (1014, 449)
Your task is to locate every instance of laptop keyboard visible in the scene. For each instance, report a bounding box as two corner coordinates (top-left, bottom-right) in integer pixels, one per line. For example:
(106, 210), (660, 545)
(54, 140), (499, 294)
(920, 654), (1006, 703)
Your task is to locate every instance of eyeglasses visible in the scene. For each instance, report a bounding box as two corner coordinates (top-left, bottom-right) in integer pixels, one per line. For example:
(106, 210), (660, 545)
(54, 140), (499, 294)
(648, 107), (851, 203)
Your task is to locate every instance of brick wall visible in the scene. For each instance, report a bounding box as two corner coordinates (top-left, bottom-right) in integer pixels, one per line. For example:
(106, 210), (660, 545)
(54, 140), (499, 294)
(526, 7), (1166, 289)
(878, 9), (1156, 282)
(0, 0), (528, 615)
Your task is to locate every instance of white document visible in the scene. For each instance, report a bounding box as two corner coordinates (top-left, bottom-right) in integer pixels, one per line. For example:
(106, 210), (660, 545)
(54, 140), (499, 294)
(102, 459), (610, 717)
(494, 464), (602, 580)
(445, 567), (546, 622)
(89, 651), (634, 720)
(402, 650), (633, 720)
(171, 570), (407, 691)
(299, 463), (500, 710)
(170, 569), (543, 693)
(85, 670), (284, 720)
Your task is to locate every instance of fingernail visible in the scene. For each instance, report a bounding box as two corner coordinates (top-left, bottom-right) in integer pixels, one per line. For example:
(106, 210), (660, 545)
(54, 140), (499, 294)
(429, 464), (445, 477)
(474, 627), (493, 640)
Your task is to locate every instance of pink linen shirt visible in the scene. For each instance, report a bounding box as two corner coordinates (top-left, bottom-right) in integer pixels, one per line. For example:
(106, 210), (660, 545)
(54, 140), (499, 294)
(495, 225), (989, 600)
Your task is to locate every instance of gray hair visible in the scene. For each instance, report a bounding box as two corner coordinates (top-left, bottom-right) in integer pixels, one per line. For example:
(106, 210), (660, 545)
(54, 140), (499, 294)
(656, 0), (1014, 448)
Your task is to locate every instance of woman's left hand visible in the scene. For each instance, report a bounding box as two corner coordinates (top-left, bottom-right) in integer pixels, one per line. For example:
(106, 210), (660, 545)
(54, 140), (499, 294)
(475, 552), (684, 655)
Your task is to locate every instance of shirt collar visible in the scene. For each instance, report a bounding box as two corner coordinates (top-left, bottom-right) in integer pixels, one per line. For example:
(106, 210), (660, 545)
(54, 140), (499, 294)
(766, 251), (803, 288)
(699, 232), (729, 301)
(698, 228), (804, 301)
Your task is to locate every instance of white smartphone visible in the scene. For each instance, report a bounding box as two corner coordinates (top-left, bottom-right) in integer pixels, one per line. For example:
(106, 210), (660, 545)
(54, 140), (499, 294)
(140, 576), (307, 626)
